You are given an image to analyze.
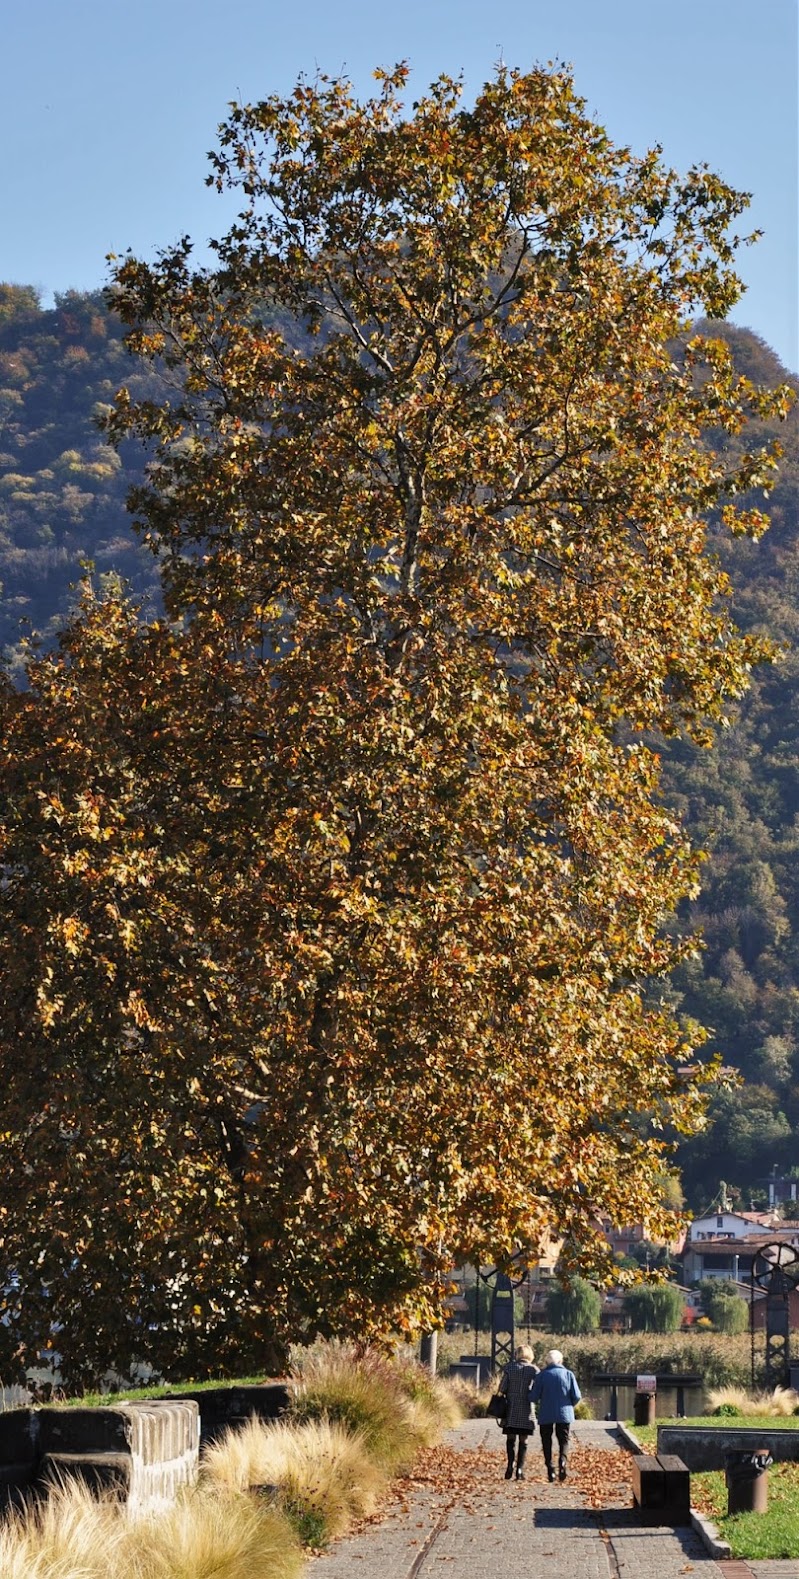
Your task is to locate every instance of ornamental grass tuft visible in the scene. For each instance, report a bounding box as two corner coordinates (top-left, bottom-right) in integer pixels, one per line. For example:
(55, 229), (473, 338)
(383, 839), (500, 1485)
(289, 1342), (461, 1473)
(707, 1385), (799, 1417)
(0, 1479), (302, 1579)
(202, 1415), (385, 1543)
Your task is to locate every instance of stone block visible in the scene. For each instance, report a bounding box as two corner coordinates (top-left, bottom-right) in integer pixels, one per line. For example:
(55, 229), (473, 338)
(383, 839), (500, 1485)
(0, 1407), (37, 1467)
(168, 1384), (289, 1442)
(39, 1452), (133, 1496)
(33, 1400), (199, 1511)
(0, 1461), (36, 1511)
(37, 1408), (132, 1456)
(120, 1399), (199, 1511)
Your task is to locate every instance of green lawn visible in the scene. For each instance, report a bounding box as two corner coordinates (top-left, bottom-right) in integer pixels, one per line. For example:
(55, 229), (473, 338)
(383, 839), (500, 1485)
(63, 1376), (270, 1408)
(628, 1417), (799, 1560)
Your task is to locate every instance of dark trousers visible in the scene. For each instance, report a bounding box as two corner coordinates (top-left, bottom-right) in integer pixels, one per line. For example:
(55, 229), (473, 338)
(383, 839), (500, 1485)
(505, 1430), (531, 1470)
(539, 1421), (570, 1467)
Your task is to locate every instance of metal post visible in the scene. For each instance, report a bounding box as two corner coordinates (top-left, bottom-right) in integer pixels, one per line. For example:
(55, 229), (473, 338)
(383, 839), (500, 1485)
(751, 1272), (756, 1392)
(420, 1333), (438, 1374)
(473, 1265), (479, 1357)
(491, 1273), (515, 1370)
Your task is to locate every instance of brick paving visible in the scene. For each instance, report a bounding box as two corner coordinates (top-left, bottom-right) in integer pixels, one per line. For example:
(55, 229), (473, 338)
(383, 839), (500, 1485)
(309, 1419), (799, 1579)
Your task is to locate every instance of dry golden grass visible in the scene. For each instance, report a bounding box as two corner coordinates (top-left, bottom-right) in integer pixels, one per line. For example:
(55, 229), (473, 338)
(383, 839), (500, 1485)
(125, 1487), (303, 1579)
(391, 1354), (463, 1437)
(289, 1342), (462, 1473)
(202, 1415), (385, 1541)
(0, 1480), (302, 1579)
(0, 1347), (460, 1572)
(0, 1480), (127, 1579)
(707, 1384), (799, 1417)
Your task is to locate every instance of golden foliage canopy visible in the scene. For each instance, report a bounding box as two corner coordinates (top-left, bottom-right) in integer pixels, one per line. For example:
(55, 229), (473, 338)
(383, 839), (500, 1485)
(0, 65), (793, 1380)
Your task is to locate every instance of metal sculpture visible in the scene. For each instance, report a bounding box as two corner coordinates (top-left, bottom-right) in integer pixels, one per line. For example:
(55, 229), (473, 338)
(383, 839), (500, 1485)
(490, 1272), (516, 1370)
(751, 1241), (799, 1390)
(472, 1263), (528, 1369)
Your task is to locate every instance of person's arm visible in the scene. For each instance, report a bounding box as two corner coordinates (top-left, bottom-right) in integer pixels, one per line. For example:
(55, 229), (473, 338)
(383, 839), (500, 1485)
(568, 1371), (581, 1405)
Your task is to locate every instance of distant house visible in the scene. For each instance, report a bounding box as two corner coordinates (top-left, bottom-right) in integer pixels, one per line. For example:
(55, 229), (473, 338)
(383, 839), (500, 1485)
(597, 1217), (687, 1261)
(683, 1225), (799, 1284)
(762, 1167), (799, 1210)
(687, 1208), (776, 1243)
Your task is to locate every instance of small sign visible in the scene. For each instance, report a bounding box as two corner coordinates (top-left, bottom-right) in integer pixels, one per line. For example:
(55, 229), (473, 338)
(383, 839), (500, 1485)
(636, 1374), (657, 1394)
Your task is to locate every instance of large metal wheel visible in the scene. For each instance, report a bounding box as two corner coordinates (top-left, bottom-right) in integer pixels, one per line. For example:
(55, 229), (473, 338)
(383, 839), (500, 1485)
(751, 1241), (799, 1389)
(752, 1241), (799, 1292)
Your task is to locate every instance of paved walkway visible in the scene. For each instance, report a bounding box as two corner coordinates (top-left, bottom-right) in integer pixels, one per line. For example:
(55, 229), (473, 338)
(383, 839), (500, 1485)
(310, 1419), (799, 1579)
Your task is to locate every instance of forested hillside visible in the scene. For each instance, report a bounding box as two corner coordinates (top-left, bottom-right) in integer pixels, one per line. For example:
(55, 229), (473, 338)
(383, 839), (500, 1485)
(662, 324), (799, 1208)
(0, 284), (162, 667)
(1, 284), (798, 1214)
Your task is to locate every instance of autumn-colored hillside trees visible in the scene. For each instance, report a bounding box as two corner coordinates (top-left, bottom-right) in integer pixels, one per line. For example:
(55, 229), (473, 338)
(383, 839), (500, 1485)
(0, 65), (793, 1382)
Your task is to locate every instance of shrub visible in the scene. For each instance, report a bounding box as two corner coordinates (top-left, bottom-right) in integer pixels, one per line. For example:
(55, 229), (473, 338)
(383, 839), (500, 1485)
(711, 1296), (748, 1335)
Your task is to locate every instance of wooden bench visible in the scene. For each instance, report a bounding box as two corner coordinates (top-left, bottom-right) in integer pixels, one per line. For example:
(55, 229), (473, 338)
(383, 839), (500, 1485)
(631, 1453), (691, 1525)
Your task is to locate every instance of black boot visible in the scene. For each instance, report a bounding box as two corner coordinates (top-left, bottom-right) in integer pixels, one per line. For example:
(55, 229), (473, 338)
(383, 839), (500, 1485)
(559, 1458), (567, 1482)
(515, 1439), (528, 1479)
(505, 1441), (515, 1480)
(546, 1462), (555, 1482)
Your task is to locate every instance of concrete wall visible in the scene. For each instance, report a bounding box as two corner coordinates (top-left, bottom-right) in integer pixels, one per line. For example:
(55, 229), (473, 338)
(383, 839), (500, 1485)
(0, 1384), (289, 1511)
(0, 1408), (38, 1509)
(166, 1383), (290, 1443)
(0, 1400), (199, 1512)
(658, 1424), (799, 1471)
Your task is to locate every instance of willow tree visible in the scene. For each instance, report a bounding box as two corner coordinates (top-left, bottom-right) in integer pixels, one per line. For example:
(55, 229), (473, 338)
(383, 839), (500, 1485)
(0, 65), (792, 1381)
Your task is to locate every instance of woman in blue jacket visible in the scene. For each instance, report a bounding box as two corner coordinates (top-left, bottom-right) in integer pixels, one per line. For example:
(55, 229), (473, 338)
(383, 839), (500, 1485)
(530, 1349), (581, 1482)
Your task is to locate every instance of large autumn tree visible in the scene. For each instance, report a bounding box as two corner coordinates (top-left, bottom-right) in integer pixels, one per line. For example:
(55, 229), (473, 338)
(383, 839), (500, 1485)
(0, 66), (793, 1382)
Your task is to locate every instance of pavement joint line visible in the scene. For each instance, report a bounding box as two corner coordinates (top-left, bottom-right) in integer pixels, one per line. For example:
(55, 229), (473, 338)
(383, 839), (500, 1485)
(591, 1510), (622, 1579)
(406, 1505), (450, 1579)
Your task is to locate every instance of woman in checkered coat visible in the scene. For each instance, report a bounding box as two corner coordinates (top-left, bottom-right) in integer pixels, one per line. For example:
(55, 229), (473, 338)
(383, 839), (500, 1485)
(496, 1344), (539, 1479)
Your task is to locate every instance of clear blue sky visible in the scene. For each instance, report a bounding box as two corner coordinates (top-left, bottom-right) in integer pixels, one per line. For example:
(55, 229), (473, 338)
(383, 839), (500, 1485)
(3, 0), (797, 370)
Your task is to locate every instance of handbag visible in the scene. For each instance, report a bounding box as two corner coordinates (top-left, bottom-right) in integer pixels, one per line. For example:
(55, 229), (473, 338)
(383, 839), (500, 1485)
(487, 1390), (507, 1421)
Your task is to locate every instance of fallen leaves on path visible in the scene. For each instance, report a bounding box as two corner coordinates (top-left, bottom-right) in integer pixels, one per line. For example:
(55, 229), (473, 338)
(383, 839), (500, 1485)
(568, 1443), (635, 1509)
(403, 1445), (497, 1500)
(370, 1440), (634, 1526)
(308, 1437), (638, 1562)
